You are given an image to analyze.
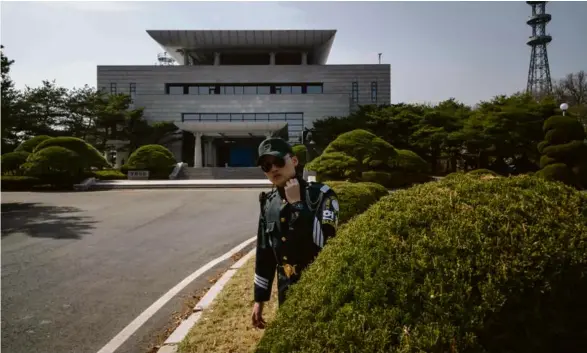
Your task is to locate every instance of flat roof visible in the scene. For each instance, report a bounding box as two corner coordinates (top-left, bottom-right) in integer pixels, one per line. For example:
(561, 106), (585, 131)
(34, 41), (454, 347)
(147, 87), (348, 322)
(147, 30), (337, 65)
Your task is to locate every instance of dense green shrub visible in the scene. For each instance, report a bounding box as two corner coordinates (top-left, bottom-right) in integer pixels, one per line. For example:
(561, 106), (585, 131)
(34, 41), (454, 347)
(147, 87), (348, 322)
(14, 135), (52, 153)
(310, 152), (360, 182)
(34, 136), (108, 169)
(256, 174), (587, 353)
(468, 168), (500, 177)
(308, 129), (397, 181)
(536, 115), (587, 189)
(291, 144), (307, 165)
(361, 170), (431, 189)
(1, 176), (42, 191)
(393, 149), (429, 173)
(125, 144), (176, 179)
(93, 169), (126, 180)
(1, 151), (30, 175)
(22, 146), (86, 185)
(325, 181), (388, 224)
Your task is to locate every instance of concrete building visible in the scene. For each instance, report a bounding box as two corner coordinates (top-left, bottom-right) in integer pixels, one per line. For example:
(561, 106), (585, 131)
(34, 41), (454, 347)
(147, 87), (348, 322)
(97, 30), (391, 168)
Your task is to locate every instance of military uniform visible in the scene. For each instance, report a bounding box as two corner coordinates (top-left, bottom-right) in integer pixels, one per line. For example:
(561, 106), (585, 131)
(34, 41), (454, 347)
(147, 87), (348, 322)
(253, 139), (339, 306)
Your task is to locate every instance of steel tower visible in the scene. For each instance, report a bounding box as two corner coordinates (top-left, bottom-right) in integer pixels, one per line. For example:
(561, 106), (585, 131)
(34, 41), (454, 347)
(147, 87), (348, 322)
(526, 1), (553, 96)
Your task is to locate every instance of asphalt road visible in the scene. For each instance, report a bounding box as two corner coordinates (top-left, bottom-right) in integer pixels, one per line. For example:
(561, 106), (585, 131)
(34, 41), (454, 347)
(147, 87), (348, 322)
(1, 189), (265, 353)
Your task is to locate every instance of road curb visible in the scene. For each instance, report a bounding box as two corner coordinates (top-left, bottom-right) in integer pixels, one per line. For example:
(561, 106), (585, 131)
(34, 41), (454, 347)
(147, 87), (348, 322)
(157, 248), (256, 353)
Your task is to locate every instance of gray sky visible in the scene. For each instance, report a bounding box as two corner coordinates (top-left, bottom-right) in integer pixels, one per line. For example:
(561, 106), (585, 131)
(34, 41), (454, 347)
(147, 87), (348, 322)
(1, 1), (586, 105)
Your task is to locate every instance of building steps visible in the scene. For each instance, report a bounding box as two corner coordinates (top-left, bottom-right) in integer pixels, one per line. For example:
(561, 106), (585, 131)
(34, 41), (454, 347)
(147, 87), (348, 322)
(183, 167), (265, 180)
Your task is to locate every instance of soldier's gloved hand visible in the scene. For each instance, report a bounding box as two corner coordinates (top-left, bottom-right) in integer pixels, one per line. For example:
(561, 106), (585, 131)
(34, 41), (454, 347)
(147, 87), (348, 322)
(252, 302), (266, 329)
(284, 178), (302, 204)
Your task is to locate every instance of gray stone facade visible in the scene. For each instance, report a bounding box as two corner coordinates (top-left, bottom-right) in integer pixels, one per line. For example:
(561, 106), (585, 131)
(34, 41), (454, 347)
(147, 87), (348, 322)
(96, 64), (391, 128)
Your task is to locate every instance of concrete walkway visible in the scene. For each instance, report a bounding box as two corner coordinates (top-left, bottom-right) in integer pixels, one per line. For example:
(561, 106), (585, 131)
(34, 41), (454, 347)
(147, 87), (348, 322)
(82, 179), (273, 190)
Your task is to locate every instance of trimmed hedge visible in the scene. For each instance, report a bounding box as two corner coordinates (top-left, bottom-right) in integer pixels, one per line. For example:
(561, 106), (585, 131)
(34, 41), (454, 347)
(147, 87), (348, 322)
(537, 115), (587, 189)
(33, 136), (108, 169)
(291, 144), (307, 165)
(1, 176), (42, 191)
(1, 151), (30, 175)
(362, 170), (432, 189)
(22, 146), (85, 184)
(125, 144), (176, 179)
(326, 181), (388, 224)
(14, 135), (52, 153)
(94, 169), (126, 180)
(256, 174), (587, 353)
(468, 168), (500, 177)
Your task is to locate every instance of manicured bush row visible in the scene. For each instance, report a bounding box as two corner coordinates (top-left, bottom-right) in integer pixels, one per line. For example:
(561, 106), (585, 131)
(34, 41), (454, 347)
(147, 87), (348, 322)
(256, 174), (587, 353)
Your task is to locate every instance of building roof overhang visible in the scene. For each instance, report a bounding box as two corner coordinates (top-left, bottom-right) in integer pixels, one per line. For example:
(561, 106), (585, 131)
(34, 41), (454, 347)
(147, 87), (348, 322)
(147, 29), (337, 65)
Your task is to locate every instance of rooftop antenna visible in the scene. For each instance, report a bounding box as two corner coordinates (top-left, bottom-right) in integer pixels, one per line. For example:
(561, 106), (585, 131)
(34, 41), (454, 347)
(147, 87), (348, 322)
(157, 52), (176, 66)
(378, 53), (382, 64)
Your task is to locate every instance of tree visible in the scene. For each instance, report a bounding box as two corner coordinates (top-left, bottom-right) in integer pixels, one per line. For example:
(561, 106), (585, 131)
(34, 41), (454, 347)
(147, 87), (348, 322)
(1, 45), (22, 152)
(553, 70), (587, 131)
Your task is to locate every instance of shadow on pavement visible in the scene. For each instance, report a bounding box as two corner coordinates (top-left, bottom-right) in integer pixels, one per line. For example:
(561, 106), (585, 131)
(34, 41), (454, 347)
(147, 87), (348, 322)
(1, 202), (95, 239)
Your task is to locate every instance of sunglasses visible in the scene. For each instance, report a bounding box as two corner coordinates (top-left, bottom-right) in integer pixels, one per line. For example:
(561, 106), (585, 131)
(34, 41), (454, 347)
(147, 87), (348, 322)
(260, 156), (289, 173)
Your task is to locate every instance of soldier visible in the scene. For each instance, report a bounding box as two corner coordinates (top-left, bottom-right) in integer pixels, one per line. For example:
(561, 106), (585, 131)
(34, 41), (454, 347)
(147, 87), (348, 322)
(251, 137), (339, 329)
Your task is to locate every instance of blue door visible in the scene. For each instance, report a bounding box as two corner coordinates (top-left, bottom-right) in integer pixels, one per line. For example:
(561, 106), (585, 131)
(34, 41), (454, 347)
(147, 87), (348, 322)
(229, 146), (254, 167)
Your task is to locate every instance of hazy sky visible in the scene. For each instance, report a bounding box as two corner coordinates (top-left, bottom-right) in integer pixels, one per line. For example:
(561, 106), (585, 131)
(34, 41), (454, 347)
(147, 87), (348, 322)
(1, 1), (586, 105)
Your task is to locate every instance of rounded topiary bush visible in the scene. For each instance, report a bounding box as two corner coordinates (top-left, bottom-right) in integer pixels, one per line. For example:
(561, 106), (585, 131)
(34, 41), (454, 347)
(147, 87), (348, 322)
(291, 144), (307, 165)
(393, 149), (429, 173)
(256, 174), (587, 353)
(125, 144), (176, 179)
(468, 168), (500, 177)
(361, 170), (392, 187)
(14, 135), (52, 153)
(325, 181), (388, 224)
(308, 152), (359, 182)
(22, 146), (85, 184)
(34, 136), (108, 169)
(537, 115), (587, 189)
(1, 151), (30, 175)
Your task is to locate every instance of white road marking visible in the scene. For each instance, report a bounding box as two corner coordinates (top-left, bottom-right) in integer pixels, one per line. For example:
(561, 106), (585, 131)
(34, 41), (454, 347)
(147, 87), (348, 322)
(95, 236), (257, 353)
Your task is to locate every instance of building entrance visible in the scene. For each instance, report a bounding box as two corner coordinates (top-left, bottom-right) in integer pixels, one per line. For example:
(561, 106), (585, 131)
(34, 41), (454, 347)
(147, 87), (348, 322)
(215, 137), (264, 167)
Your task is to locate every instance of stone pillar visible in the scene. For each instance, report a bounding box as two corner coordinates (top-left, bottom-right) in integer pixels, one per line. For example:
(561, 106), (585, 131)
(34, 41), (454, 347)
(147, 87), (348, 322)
(206, 139), (213, 167)
(115, 150), (129, 169)
(269, 52), (276, 65)
(301, 52), (308, 65)
(183, 50), (190, 65)
(211, 142), (217, 167)
(194, 132), (203, 168)
(214, 52), (221, 66)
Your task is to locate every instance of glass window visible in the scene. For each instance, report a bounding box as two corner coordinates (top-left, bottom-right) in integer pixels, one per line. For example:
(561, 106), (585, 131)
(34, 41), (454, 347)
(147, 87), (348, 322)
(234, 86), (244, 95)
(188, 86), (199, 95)
(183, 114), (200, 121)
(278, 86), (292, 94)
(224, 86), (235, 95)
(371, 82), (377, 103)
(243, 86), (257, 95)
(198, 86), (210, 95)
(291, 86), (302, 94)
(270, 113), (285, 121)
(256, 113), (269, 121)
(286, 113), (303, 121)
(306, 85), (323, 94)
(217, 114), (230, 121)
(129, 83), (136, 93)
(169, 86), (183, 95)
(243, 113), (255, 121)
(351, 81), (359, 103)
(230, 113), (243, 121)
(209, 86), (217, 95)
(257, 86), (270, 94)
(201, 114), (217, 121)
(110, 83), (117, 94)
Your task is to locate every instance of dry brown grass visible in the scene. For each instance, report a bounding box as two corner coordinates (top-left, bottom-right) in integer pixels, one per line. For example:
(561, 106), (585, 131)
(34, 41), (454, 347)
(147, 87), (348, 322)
(178, 255), (278, 353)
